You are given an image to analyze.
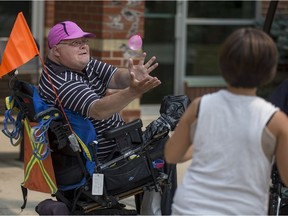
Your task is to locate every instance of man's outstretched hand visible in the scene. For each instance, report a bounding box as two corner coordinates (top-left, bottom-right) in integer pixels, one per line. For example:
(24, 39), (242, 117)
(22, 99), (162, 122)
(128, 52), (159, 81)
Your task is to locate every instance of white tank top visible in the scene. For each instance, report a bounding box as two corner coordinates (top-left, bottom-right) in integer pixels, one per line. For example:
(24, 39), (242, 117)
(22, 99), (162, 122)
(172, 90), (278, 215)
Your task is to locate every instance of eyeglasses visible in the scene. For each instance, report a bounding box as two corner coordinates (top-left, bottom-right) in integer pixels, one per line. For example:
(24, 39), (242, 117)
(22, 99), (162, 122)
(58, 39), (89, 47)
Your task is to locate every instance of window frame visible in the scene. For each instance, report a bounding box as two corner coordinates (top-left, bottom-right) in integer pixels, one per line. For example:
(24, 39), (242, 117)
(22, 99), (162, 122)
(174, 0), (261, 94)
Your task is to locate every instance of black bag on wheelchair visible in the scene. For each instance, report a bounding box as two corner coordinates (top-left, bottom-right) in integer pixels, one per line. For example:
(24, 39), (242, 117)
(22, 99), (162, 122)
(103, 155), (152, 194)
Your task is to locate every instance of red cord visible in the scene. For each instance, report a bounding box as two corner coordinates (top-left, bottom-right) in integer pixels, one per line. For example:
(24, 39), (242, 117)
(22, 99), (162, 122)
(38, 55), (74, 134)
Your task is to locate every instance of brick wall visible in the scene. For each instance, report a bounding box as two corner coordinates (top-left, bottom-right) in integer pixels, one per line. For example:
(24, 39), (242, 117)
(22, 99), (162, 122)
(184, 82), (226, 101)
(261, 1), (288, 16)
(44, 0), (144, 63)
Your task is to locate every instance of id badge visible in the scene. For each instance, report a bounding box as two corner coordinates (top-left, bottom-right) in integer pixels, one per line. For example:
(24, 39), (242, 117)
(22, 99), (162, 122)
(92, 173), (104, 195)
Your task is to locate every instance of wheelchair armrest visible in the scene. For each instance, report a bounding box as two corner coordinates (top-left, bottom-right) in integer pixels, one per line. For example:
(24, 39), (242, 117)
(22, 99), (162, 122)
(36, 107), (63, 122)
(103, 119), (143, 140)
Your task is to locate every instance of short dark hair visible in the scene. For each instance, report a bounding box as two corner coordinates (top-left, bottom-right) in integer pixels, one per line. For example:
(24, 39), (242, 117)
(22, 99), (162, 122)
(219, 28), (278, 88)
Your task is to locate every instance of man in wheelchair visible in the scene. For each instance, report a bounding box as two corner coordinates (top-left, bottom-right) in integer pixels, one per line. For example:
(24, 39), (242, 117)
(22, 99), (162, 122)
(27, 21), (190, 214)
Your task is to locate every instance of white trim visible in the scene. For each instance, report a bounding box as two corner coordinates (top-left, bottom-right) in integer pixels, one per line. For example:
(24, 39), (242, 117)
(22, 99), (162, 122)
(186, 18), (256, 26)
(31, 0), (44, 79)
(174, 0), (187, 95)
(255, 1), (262, 20)
(32, 0), (44, 57)
(185, 76), (226, 87)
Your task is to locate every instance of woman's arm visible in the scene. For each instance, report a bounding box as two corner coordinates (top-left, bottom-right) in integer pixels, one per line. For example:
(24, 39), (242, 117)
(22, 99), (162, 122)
(269, 110), (288, 186)
(164, 97), (200, 164)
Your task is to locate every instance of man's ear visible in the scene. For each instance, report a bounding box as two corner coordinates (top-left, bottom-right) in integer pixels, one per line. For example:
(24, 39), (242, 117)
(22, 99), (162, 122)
(52, 46), (61, 57)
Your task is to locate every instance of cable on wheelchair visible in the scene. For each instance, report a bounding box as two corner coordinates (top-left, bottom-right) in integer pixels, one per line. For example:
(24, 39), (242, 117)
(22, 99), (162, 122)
(29, 116), (59, 160)
(2, 108), (23, 146)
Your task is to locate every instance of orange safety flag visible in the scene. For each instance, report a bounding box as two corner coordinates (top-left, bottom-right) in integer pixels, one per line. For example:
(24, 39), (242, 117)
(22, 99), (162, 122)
(0, 12), (39, 78)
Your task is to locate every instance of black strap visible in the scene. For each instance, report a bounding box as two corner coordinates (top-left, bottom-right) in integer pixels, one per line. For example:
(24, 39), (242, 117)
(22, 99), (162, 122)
(263, 0), (279, 34)
(54, 190), (72, 210)
(20, 185), (28, 211)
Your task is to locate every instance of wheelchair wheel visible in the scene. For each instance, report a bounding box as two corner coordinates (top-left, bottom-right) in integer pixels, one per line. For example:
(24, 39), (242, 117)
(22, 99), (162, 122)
(277, 198), (288, 215)
(268, 164), (288, 216)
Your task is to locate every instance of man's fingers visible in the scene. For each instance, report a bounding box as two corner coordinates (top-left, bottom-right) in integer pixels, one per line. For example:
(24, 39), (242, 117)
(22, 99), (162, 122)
(131, 76), (161, 95)
(138, 76), (161, 89)
(144, 56), (156, 67)
(147, 62), (159, 73)
(128, 58), (133, 71)
(138, 52), (147, 66)
(130, 71), (136, 79)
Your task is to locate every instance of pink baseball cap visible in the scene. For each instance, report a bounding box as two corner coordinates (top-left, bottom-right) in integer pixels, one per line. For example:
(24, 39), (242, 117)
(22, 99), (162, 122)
(48, 21), (95, 48)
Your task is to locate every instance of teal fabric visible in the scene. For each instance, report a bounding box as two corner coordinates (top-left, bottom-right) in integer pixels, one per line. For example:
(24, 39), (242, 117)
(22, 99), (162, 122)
(32, 84), (48, 114)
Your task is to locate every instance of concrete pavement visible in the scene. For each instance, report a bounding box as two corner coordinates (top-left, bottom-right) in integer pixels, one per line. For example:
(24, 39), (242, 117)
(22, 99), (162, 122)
(0, 105), (191, 215)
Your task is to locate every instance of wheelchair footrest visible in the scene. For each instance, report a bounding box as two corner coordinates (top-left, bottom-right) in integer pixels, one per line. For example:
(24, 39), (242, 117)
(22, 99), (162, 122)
(79, 186), (145, 214)
(81, 207), (138, 215)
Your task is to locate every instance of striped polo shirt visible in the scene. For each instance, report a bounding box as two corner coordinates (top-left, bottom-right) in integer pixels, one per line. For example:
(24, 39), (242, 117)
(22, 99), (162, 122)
(39, 57), (125, 162)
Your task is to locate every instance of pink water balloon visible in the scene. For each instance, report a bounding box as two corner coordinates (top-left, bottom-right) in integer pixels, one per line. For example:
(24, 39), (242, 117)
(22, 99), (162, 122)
(128, 34), (142, 50)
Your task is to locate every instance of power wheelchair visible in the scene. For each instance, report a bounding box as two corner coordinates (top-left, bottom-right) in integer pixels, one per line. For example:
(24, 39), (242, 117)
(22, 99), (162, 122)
(268, 164), (288, 215)
(267, 79), (288, 216)
(2, 74), (191, 215)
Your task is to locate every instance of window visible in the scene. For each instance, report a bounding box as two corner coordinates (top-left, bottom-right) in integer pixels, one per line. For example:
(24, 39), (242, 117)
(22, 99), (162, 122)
(0, 1), (32, 37)
(186, 25), (253, 76)
(186, 1), (257, 77)
(188, 1), (255, 19)
(0, 1), (32, 61)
